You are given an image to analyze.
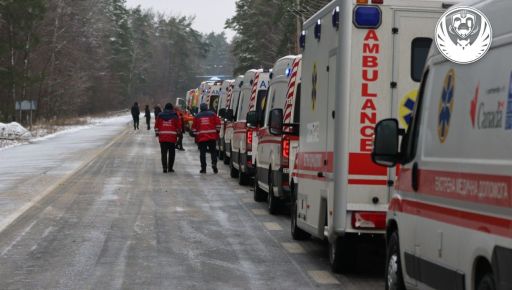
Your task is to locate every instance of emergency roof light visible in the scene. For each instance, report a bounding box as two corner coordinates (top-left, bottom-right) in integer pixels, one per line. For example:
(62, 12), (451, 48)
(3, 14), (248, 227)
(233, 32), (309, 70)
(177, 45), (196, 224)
(332, 6), (340, 29)
(353, 5), (382, 29)
(314, 19), (321, 40)
(285, 66), (292, 77)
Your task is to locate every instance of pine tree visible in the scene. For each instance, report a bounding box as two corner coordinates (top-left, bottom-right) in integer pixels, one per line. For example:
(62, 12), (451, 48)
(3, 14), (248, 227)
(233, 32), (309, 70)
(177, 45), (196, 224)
(108, 0), (133, 106)
(0, 0), (46, 121)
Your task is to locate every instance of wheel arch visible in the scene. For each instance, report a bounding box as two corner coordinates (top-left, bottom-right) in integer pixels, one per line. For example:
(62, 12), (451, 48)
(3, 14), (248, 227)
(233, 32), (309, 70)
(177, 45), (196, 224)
(386, 218), (399, 243)
(473, 255), (493, 289)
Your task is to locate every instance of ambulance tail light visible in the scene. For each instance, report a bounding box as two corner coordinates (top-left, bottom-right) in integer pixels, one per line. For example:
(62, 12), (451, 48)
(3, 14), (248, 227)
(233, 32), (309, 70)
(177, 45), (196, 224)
(371, 0), (383, 4)
(351, 212), (386, 229)
(246, 129), (253, 151)
(281, 137), (290, 168)
(353, 6), (382, 29)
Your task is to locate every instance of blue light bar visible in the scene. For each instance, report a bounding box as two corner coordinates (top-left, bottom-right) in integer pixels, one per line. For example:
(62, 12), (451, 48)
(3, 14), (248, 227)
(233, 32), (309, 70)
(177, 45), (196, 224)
(353, 6), (382, 29)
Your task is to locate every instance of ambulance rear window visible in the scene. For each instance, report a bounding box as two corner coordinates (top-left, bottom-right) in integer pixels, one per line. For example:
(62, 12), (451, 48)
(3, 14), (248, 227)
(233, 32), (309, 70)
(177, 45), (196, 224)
(293, 84), (301, 123)
(411, 38), (432, 82)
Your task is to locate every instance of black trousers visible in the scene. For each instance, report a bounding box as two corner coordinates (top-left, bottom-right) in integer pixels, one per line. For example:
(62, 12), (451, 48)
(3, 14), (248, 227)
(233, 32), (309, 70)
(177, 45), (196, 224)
(177, 133), (183, 149)
(198, 140), (217, 170)
(133, 116), (139, 130)
(160, 142), (176, 170)
(145, 117), (150, 130)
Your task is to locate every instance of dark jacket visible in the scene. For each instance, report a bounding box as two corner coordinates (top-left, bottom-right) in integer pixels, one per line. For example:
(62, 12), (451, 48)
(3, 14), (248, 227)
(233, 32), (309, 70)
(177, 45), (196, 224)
(154, 106), (162, 118)
(145, 107), (151, 119)
(131, 105), (140, 117)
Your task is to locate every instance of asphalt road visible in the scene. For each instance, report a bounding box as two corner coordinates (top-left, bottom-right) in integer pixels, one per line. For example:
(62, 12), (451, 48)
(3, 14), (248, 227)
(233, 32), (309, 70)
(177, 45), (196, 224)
(0, 126), (384, 290)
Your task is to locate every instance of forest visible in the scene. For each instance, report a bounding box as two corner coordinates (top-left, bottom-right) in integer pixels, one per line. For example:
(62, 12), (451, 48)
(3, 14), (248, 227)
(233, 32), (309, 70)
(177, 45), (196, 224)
(0, 0), (329, 124)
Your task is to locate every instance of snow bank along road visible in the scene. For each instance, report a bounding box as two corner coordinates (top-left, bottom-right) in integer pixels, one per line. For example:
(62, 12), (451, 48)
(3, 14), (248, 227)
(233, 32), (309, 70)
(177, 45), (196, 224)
(0, 121), (383, 289)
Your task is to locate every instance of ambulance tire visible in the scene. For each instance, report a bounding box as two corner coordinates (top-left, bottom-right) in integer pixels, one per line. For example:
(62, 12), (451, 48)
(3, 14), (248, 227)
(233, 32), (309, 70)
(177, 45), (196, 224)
(385, 232), (406, 290)
(267, 172), (279, 215)
(223, 149), (230, 165)
(291, 184), (310, 240)
(477, 274), (496, 290)
(230, 150), (238, 178)
(329, 236), (355, 274)
(253, 167), (267, 202)
(238, 154), (250, 185)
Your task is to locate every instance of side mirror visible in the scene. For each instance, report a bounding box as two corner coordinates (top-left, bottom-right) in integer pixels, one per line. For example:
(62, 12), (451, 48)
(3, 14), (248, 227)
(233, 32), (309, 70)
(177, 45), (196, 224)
(372, 118), (401, 167)
(246, 111), (258, 128)
(226, 109), (234, 121)
(269, 108), (284, 136)
(218, 108), (226, 119)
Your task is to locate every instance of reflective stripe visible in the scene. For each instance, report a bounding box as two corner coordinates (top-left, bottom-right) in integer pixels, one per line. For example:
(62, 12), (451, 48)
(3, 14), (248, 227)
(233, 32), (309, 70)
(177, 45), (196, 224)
(197, 130), (217, 134)
(159, 131), (177, 135)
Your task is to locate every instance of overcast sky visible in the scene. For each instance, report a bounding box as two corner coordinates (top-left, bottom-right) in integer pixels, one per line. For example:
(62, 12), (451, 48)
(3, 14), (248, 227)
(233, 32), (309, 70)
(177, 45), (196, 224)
(125, 0), (237, 41)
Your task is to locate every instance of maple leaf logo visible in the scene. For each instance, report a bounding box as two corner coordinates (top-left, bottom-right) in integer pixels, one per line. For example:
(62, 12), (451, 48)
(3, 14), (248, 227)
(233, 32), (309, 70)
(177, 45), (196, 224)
(470, 83), (479, 128)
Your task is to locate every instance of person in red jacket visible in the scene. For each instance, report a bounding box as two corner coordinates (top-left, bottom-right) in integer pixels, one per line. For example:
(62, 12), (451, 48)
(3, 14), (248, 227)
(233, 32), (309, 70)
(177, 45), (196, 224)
(192, 103), (221, 174)
(155, 103), (182, 173)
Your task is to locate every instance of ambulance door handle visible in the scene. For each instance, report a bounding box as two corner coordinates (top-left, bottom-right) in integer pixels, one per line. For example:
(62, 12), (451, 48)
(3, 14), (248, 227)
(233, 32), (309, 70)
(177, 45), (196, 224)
(412, 162), (419, 192)
(317, 172), (324, 178)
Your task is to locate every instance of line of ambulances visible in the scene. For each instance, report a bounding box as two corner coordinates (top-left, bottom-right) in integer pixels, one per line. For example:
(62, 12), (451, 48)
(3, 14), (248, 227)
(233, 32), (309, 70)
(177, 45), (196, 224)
(183, 0), (511, 289)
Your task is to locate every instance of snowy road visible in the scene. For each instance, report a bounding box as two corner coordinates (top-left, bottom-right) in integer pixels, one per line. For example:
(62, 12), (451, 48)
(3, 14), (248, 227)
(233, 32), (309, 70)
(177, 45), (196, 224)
(0, 122), (384, 289)
(0, 115), (131, 232)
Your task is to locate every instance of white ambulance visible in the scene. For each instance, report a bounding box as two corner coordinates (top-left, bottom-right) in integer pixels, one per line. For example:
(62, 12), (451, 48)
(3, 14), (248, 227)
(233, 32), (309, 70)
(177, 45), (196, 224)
(231, 69), (270, 185)
(372, 0), (512, 289)
(223, 75), (244, 165)
(217, 79), (234, 161)
(199, 81), (214, 107)
(206, 80), (223, 112)
(277, 0), (453, 273)
(253, 55), (302, 214)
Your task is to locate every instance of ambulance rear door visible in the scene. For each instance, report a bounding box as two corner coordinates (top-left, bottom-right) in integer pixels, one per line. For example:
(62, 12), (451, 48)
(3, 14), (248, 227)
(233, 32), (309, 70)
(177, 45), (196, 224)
(391, 9), (441, 128)
(391, 9), (442, 287)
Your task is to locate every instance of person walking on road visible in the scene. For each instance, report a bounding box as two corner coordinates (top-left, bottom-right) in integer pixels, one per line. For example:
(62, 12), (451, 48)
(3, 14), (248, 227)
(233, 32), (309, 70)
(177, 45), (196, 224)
(176, 111), (186, 151)
(155, 103), (182, 173)
(192, 103), (221, 174)
(154, 104), (162, 119)
(131, 102), (140, 130)
(144, 105), (151, 130)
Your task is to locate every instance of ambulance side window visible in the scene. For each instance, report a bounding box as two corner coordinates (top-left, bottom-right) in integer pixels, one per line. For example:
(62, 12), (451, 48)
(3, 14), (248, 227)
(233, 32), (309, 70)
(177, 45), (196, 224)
(293, 84), (301, 123)
(411, 38), (432, 82)
(257, 90), (268, 127)
(401, 69), (429, 164)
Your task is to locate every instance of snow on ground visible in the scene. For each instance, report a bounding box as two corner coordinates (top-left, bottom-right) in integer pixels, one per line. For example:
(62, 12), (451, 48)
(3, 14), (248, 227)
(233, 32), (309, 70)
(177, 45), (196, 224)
(0, 114), (132, 231)
(0, 113), (130, 151)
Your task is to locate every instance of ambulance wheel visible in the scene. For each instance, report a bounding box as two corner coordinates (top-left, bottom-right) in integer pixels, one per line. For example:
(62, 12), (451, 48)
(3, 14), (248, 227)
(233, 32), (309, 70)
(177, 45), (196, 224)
(223, 150), (230, 165)
(230, 151), (238, 178)
(329, 236), (355, 274)
(385, 232), (406, 290)
(477, 274), (496, 290)
(253, 167), (267, 202)
(238, 155), (250, 185)
(291, 184), (310, 240)
(267, 172), (279, 215)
